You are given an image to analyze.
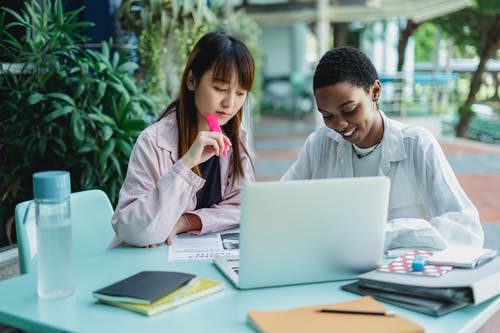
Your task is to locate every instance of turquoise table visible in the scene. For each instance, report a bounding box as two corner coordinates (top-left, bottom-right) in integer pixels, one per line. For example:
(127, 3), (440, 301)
(0, 246), (498, 332)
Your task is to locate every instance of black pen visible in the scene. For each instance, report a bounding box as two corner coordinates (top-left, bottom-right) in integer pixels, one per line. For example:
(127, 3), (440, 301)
(318, 309), (396, 316)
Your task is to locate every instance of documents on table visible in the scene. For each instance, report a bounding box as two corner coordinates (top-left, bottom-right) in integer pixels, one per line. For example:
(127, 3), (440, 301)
(168, 229), (239, 262)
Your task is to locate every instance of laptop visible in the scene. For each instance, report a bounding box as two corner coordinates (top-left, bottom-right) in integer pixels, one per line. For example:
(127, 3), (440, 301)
(213, 176), (390, 289)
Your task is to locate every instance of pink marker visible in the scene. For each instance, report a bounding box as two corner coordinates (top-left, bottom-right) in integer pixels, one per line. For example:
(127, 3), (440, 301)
(206, 114), (228, 157)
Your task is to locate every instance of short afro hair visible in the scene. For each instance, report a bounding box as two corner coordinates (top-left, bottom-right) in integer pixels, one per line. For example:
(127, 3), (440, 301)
(313, 46), (378, 93)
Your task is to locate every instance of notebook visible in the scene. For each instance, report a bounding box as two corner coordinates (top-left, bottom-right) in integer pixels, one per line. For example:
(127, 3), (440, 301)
(96, 277), (224, 316)
(213, 177), (390, 289)
(93, 271), (195, 304)
(247, 296), (424, 333)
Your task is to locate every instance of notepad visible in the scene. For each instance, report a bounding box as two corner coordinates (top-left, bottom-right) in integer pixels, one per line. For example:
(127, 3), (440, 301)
(247, 296), (424, 333)
(93, 271), (195, 304)
(98, 277), (224, 316)
(427, 246), (497, 268)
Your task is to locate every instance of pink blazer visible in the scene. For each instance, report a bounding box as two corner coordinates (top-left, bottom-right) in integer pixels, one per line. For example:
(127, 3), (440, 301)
(109, 112), (255, 248)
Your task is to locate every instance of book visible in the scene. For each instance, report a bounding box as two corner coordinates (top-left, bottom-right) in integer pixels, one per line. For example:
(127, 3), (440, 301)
(341, 282), (469, 317)
(93, 271), (195, 304)
(97, 277), (224, 316)
(247, 296), (424, 333)
(344, 256), (500, 316)
(427, 246), (497, 268)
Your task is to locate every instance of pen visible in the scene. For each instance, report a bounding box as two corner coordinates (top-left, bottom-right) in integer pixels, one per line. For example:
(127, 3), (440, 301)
(318, 309), (396, 316)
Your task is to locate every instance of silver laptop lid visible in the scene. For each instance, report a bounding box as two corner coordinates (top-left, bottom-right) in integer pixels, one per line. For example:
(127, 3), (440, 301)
(238, 177), (390, 289)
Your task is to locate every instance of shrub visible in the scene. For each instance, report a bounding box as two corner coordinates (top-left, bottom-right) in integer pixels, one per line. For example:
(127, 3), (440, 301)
(0, 0), (157, 244)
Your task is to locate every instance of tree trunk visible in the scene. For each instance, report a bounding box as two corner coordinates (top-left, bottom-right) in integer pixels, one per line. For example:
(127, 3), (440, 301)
(333, 23), (348, 47)
(397, 19), (420, 71)
(456, 14), (500, 137)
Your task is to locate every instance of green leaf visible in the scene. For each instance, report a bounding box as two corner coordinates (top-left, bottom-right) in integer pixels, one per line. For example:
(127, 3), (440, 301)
(55, 0), (64, 26)
(122, 118), (148, 132)
(45, 93), (75, 106)
(101, 125), (114, 141)
(77, 143), (96, 154)
(87, 113), (116, 126)
(75, 84), (85, 98)
(122, 75), (138, 95)
(27, 93), (46, 105)
(97, 81), (107, 100)
(41, 106), (73, 123)
(38, 137), (47, 155)
(108, 82), (131, 104)
(117, 61), (139, 73)
(71, 111), (85, 142)
(110, 154), (123, 179)
(99, 139), (116, 169)
(112, 50), (120, 69)
(2, 7), (27, 26)
(116, 139), (132, 157)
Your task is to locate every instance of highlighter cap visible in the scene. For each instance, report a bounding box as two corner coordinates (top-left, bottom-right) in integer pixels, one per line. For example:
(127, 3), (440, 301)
(206, 114), (221, 133)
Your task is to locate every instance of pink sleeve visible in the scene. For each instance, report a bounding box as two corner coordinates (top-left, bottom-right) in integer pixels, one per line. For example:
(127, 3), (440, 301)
(110, 131), (204, 247)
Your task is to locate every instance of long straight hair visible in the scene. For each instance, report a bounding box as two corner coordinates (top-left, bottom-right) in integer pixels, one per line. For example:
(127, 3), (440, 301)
(159, 31), (255, 180)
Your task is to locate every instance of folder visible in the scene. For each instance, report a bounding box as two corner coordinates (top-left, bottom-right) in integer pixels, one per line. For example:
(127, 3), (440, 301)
(247, 296), (423, 333)
(356, 256), (500, 305)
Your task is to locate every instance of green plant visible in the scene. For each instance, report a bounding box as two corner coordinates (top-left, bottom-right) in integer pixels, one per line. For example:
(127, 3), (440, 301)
(0, 0), (157, 243)
(116, 1), (263, 119)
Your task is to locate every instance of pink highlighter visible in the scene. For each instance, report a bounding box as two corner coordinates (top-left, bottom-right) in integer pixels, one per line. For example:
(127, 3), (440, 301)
(206, 114), (228, 157)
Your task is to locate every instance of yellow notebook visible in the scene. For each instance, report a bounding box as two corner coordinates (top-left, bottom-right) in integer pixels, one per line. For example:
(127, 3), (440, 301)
(248, 296), (424, 333)
(98, 277), (224, 316)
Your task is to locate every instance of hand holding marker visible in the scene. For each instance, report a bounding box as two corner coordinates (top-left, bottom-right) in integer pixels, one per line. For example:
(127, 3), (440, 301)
(206, 114), (228, 157)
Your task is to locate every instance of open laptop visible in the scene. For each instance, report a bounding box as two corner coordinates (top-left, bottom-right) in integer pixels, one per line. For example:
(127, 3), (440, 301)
(213, 176), (390, 289)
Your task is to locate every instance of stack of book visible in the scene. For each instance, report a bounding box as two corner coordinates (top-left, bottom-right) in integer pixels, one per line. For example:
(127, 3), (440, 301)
(342, 255), (500, 316)
(93, 271), (224, 316)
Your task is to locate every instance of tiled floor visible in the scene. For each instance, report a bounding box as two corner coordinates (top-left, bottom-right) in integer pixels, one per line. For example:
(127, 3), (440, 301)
(1, 114), (499, 332)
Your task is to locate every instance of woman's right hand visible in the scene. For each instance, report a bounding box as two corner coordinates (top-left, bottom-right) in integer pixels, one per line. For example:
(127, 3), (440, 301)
(180, 131), (231, 169)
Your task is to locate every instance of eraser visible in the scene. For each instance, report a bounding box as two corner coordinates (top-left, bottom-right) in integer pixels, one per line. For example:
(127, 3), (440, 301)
(206, 114), (228, 156)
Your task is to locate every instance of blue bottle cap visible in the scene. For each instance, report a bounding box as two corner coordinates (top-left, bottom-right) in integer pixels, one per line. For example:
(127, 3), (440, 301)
(33, 171), (71, 199)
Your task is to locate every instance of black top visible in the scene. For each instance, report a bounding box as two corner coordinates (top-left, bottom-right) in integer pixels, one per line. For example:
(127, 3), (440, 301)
(196, 156), (222, 209)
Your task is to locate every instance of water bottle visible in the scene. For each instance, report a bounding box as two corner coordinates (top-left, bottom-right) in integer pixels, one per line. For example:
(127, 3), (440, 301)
(33, 170), (75, 298)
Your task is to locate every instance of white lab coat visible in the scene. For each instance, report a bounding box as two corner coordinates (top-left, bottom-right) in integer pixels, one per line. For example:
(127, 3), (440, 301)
(282, 112), (484, 250)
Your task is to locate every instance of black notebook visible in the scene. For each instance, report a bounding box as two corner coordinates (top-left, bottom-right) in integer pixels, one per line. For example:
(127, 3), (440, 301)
(93, 271), (195, 304)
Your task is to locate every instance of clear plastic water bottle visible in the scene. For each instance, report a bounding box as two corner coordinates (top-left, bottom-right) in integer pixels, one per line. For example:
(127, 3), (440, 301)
(33, 170), (75, 298)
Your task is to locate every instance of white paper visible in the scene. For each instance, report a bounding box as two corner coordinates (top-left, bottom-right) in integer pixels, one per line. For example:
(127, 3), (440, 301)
(427, 246), (497, 268)
(167, 230), (239, 262)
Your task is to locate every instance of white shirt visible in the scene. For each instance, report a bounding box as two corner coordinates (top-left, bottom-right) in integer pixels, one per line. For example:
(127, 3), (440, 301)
(352, 144), (381, 177)
(282, 112), (483, 250)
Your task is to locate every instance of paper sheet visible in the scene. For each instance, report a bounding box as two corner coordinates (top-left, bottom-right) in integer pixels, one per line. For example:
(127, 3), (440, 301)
(167, 230), (239, 262)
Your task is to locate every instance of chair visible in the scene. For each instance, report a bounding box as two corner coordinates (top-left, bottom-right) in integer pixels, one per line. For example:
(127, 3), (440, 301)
(15, 189), (115, 274)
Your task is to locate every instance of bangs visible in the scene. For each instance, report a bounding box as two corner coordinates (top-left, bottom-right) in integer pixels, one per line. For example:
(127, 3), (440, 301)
(211, 46), (254, 91)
